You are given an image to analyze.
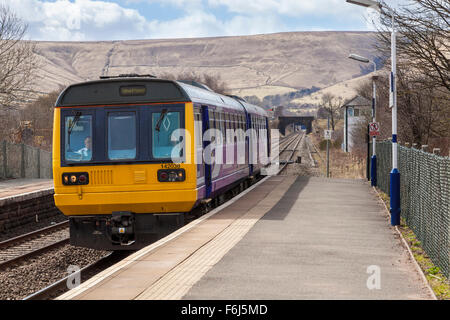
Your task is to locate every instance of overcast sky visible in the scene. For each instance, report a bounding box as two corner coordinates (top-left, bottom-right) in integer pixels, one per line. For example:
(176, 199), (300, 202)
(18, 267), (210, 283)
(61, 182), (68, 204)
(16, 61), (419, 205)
(1, 0), (402, 41)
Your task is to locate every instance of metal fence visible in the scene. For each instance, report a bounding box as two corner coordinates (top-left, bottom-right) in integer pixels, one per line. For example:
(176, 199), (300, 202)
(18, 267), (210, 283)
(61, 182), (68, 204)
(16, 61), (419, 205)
(0, 140), (52, 179)
(372, 141), (449, 277)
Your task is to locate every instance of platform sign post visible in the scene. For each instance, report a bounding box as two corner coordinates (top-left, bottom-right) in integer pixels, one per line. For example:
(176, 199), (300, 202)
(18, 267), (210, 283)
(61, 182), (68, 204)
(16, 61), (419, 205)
(324, 117), (333, 177)
(369, 122), (379, 186)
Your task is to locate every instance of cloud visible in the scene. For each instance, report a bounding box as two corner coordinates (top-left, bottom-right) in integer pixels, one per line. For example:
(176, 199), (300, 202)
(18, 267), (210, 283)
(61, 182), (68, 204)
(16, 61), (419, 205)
(0, 0), (380, 41)
(1, 0), (148, 41)
(208, 0), (365, 18)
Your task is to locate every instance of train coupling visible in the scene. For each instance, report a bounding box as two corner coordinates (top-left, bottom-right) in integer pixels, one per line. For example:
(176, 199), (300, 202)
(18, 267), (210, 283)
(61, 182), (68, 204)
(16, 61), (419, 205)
(111, 212), (135, 246)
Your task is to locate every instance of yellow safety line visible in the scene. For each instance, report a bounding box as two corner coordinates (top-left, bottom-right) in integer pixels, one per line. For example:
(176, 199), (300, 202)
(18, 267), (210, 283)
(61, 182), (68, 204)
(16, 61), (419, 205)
(135, 176), (297, 300)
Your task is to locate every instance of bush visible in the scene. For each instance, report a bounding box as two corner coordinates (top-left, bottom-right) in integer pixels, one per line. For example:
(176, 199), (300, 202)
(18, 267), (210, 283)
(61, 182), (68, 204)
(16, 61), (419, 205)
(319, 139), (328, 151)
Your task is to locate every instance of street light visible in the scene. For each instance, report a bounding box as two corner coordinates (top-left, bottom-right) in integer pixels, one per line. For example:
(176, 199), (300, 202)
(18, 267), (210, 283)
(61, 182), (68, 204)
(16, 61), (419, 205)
(348, 53), (377, 187)
(346, 0), (400, 226)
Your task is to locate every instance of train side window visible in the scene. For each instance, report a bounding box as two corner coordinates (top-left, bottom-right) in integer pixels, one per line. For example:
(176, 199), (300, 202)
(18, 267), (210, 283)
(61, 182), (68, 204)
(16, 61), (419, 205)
(209, 110), (215, 129)
(107, 112), (137, 160)
(218, 112), (224, 144)
(152, 111), (181, 159)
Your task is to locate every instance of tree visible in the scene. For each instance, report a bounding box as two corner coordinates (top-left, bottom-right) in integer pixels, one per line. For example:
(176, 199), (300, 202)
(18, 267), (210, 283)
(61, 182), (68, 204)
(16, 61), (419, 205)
(0, 5), (38, 110)
(18, 89), (61, 148)
(356, 71), (450, 150)
(319, 93), (343, 131)
(375, 0), (449, 93)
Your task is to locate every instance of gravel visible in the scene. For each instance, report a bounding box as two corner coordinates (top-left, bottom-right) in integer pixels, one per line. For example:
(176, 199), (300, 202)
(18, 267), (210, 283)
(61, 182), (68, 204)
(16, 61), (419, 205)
(0, 214), (68, 242)
(0, 245), (109, 300)
(282, 133), (322, 177)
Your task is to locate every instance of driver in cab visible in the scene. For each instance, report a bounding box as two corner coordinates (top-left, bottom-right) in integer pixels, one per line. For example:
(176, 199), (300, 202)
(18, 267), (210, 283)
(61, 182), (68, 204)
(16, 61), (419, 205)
(76, 136), (92, 160)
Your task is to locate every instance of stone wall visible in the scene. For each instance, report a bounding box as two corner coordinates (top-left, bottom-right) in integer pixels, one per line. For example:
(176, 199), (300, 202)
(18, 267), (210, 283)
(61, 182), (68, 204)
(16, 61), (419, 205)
(0, 141), (52, 179)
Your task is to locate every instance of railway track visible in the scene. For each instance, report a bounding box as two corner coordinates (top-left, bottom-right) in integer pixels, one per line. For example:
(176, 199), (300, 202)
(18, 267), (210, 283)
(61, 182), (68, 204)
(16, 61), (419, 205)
(278, 132), (304, 173)
(0, 221), (69, 269)
(22, 251), (129, 300)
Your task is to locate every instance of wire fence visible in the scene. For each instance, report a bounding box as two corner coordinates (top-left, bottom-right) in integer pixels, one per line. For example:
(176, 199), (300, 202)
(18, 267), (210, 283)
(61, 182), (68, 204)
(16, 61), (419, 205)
(372, 141), (450, 277)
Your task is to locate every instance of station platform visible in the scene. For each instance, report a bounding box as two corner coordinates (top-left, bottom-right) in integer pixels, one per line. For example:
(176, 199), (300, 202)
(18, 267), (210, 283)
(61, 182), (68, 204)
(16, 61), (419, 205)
(57, 175), (434, 300)
(0, 179), (54, 206)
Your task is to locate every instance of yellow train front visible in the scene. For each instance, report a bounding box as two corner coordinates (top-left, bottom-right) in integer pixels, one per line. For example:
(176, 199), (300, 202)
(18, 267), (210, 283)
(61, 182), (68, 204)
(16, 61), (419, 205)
(52, 76), (270, 250)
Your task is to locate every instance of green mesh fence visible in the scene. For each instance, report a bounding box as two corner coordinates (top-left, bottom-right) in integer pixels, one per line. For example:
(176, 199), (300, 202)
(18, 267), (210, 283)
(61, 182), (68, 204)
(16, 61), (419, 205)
(371, 141), (450, 277)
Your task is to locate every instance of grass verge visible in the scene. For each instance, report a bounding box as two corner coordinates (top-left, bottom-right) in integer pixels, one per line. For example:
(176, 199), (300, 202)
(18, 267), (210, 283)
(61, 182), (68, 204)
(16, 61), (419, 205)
(377, 190), (449, 300)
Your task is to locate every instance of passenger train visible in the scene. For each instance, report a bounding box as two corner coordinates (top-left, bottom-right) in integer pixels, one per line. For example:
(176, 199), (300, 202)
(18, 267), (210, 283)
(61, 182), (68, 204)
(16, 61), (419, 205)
(52, 75), (270, 250)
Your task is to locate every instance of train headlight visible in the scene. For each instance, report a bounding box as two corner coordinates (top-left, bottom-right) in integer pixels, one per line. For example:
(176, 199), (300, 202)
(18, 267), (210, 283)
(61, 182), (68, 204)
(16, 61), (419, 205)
(158, 169), (185, 182)
(62, 172), (89, 185)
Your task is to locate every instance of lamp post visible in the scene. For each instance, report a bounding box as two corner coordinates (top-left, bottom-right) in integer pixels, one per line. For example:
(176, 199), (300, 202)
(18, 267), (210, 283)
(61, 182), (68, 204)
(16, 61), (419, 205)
(348, 53), (377, 187)
(346, 0), (400, 226)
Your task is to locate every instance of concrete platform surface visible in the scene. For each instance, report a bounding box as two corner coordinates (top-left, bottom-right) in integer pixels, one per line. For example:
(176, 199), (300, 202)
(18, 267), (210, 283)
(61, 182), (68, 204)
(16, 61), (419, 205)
(0, 179), (54, 205)
(184, 176), (434, 300)
(58, 176), (433, 300)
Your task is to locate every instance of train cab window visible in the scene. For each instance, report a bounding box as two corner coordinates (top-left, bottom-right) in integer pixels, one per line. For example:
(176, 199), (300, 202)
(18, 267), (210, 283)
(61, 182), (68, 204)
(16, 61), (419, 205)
(108, 112), (137, 160)
(152, 111), (181, 159)
(64, 114), (93, 162)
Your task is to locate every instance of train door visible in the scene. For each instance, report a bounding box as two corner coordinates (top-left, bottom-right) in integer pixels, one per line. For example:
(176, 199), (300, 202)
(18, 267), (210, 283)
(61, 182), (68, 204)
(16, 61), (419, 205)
(266, 117), (270, 159)
(194, 106), (205, 189)
(201, 105), (212, 198)
(245, 111), (253, 176)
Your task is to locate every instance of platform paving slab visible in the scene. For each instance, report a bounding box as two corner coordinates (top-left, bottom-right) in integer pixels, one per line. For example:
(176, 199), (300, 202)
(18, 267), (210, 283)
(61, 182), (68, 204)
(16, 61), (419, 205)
(0, 179), (53, 205)
(184, 176), (434, 300)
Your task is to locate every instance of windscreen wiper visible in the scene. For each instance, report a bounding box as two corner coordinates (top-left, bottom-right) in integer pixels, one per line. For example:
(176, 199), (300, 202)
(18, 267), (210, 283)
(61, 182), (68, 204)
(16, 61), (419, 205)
(155, 109), (168, 132)
(69, 111), (82, 134)
(67, 111), (81, 150)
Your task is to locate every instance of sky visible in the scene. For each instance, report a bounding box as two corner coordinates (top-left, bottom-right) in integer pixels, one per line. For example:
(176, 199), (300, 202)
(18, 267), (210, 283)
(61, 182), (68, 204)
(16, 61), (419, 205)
(0, 0), (400, 41)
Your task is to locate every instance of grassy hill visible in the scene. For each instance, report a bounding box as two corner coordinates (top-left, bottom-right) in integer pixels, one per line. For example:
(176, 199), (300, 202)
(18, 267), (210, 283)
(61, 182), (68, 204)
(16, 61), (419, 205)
(31, 31), (379, 102)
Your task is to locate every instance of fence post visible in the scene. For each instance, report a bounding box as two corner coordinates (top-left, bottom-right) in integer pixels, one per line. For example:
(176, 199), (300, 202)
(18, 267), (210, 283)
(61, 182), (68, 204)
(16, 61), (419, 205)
(2, 140), (6, 178)
(421, 145), (428, 152)
(367, 124), (370, 181)
(432, 148), (440, 156)
(21, 143), (25, 178)
(37, 147), (41, 178)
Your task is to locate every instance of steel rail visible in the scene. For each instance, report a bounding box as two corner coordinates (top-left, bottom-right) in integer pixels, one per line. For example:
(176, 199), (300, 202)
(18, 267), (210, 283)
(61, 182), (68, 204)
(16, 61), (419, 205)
(278, 132), (304, 173)
(0, 238), (70, 269)
(22, 251), (121, 300)
(0, 220), (69, 250)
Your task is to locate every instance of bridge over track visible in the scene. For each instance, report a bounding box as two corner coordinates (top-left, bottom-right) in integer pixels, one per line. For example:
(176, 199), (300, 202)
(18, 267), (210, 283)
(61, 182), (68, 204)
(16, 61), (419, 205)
(278, 116), (314, 135)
